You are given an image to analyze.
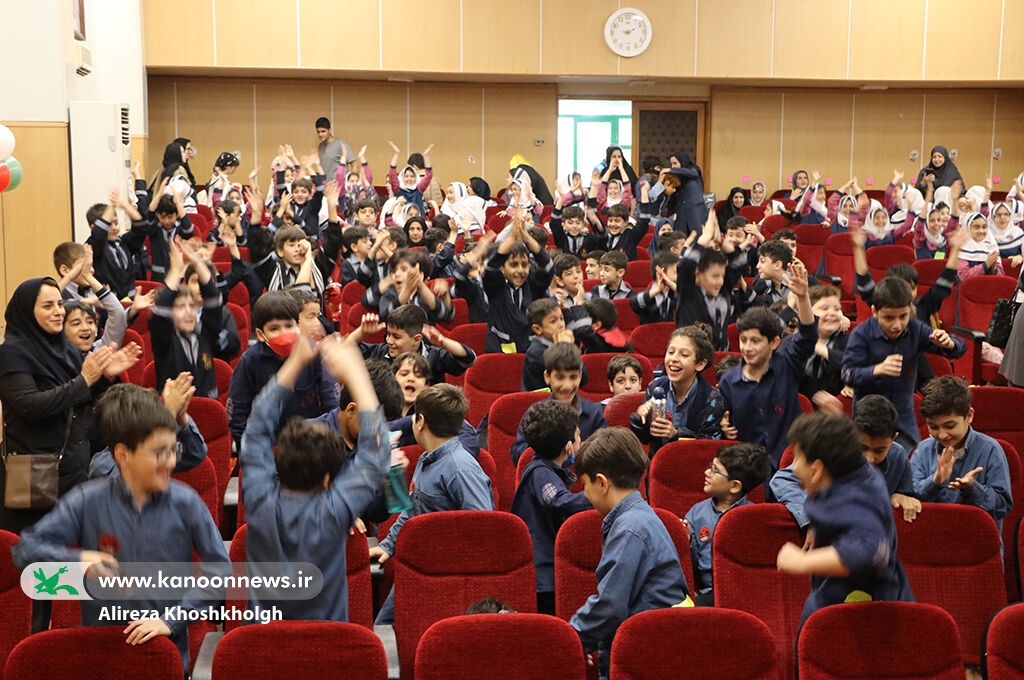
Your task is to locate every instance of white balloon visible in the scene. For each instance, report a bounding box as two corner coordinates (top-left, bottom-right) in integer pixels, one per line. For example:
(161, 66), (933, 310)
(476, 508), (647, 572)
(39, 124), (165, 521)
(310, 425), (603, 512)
(0, 125), (13, 159)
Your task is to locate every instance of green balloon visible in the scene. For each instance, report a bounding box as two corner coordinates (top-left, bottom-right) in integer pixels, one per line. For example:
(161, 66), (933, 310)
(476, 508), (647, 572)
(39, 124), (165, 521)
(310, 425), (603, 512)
(3, 156), (22, 191)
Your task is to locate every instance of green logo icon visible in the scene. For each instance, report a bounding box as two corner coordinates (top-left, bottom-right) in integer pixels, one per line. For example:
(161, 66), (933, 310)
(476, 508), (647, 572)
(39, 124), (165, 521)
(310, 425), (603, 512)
(33, 566), (79, 596)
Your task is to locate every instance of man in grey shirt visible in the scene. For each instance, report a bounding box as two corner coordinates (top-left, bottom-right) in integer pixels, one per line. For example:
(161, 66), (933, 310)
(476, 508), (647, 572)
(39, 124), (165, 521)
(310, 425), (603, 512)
(315, 116), (355, 181)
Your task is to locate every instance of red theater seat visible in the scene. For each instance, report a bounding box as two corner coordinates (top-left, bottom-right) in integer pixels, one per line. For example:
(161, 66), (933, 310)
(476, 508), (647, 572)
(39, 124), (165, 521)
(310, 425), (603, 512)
(4, 627), (182, 680)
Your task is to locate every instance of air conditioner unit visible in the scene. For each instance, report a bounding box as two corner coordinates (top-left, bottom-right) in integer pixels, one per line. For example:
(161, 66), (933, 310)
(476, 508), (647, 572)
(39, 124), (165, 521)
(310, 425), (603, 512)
(74, 43), (92, 76)
(69, 102), (132, 242)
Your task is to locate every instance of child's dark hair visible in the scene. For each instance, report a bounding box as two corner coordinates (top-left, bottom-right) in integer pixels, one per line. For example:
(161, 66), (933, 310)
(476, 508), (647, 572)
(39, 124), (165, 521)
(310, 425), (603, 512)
(423, 228), (449, 254)
(886, 263), (920, 287)
(252, 290), (301, 330)
(155, 195), (177, 215)
(392, 351), (430, 380)
(562, 205), (585, 222)
(387, 304), (428, 337)
(770, 300), (798, 330)
(669, 324), (714, 368)
(407, 152), (425, 169)
(737, 307), (783, 341)
(521, 400), (578, 459)
(757, 240), (793, 266)
(506, 242), (530, 261)
(286, 287), (320, 310)
(697, 248), (728, 272)
(464, 598), (516, 615)
(94, 383), (177, 451)
(527, 225), (549, 247)
(872, 277), (913, 310)
(588, 249), (607, 263)
(275, 417), (347, 491)
(651, 250), (677, 277)
(63, 299), (97, 325)
(919, 375), (972, 418)
(431, 213), (452, 232)
(291, 177), (314, 193)
(575, 427), (648, 489)
(387, 226), (408, 249)
(354, 199), (378, 214)
(86, 203), (108, 228)
(808, 285), (840, 306)
(715, 353), (740, 380)
(543, 341), (582, 373)
(606, 354), (642, 383)
(414, 384), (469, 438)
(600, 250), (628, 271)
(53, 242), (85, 272)
(606, 204), (630, 220)
(527, 297), (561, 328)
(339, 359), (404, 421)
(342, 226), (370, 250)
(717, 443), (768, 496)
(658, 231), (686, 252)
(553, 252), (582, 279)
(725, 215), (749, 232)
(218, 199), (239, 216)
(274, 225), (309, 250)
(389, 248), (433, 278)
(788, 412), (864, 479)
(772, 228), (797, 242)
(584, 298), (617, 330)
(853, 395), (899, 439)
(642, 156), (661, 173)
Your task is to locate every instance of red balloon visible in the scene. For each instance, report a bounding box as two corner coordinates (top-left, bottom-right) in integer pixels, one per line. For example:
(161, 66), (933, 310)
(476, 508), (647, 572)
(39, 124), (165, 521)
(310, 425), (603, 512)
(0, 163), (10, 192)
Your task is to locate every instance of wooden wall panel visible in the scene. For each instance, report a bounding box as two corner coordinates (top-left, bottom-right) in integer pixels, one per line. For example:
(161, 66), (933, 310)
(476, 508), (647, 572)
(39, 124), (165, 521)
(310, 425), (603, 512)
(541, 0), (618, 75)
(215, 0), (297, 68)
(781, 92), (854, 189)
(146, 78), (178, 178)
(299, 0), (380, 70)
(708, 90), (783, 196)
(253, 81), (331, 176)
(130, 135), (148, 177)
(483, 85), (558, 188)
(409, 86), (483, 188)
(1000, 1), (1024, 80)
(773, 0), (848, 79)
(922, 92), (996, 187)
(330, 82), (409, 178)
(144, 0), (214, 67)
(848, 0), (925, 80)
(463, 0), (540, 74)
(926, 0), (1001, 80)
(380, 0), (460, 72)
(992, 91), (1024, 189)
(619, 0), (697, 78)
(0, 124), (73, 304)
(696, 0), (772, 78)
(851, 92), (925, 192)
(176, 79), (256, 180)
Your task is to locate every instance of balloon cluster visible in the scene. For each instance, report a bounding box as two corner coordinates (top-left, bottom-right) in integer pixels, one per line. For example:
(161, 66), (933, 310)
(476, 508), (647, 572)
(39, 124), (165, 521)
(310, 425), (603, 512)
(0, 124), (22, 193)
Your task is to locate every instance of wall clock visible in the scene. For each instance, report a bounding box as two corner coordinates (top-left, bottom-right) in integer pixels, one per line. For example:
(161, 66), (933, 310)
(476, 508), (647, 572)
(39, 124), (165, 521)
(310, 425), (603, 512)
(604, 8), (652, 58)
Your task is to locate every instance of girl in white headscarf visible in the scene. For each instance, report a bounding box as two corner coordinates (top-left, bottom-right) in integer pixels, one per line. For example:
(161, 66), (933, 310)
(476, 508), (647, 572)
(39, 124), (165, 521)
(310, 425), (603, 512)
(958, 212), (1004, 279)
(988, 200), (1024, 258)
(441, 181), (486, 234)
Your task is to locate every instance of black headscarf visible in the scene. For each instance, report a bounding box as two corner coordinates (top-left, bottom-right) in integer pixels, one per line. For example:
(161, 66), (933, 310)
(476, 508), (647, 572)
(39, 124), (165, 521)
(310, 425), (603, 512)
(718, 186), (749, 223)
(172, 137), (197, 185)
(603, 146), (638, 186)
(916, 145), (964, 190)
(470, 177), (491, 202)
(511, 164), (554, 205)
(671, 151), (697, 169)
(0, 278), (82, 384)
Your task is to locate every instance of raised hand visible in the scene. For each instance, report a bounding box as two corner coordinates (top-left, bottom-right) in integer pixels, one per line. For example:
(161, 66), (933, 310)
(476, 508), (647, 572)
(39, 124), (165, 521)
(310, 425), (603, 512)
(359, 313), (385, 336)
(786, 260), (809, 298)
(162, 372), (196, 425)
(929, 328), (955, 349)
(422, 143), (435, 156)
(892, 168), (904, 185)
(103, 342), (143, 378)
(357, 145), (367, 159)
(949, 466), (984, 490)
(387, 140), (400, 154)
(129, 287), (156, 315)
(81, 346), (114, 386)
(421, 325), (445, 346)
(323, 179), (340, 206)
(933, 446), (955, 485)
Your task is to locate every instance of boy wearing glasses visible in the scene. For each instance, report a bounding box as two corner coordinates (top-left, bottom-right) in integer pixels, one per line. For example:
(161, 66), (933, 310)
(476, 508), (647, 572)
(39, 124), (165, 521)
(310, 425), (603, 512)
(14, 382), (229, 672)
(682, 443), (768, 606)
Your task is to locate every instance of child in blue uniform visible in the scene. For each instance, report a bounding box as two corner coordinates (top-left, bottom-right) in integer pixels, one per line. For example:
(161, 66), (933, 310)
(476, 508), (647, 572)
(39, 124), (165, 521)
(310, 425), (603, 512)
(511, 400), (591, 615)
(776, 412), (914, 625)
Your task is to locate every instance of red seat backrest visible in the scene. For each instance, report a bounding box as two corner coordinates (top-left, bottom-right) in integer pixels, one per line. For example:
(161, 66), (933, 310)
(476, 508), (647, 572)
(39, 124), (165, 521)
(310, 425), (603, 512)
(912, 258), (947, 296)
(823, 233), (854, 299)
(761, 214), (793, 239)
(416, 614), (585, 680)
(211, 621), (387, 680)
(436, 298), (469, 332)
(554, 508), (693, 621)
(649, 440), (765, 520)
(445, 323), (487, 363)
(464, 354), (526, 431)
(612, 298), (641, 331)
(393, 511), (536, 680)
(958, 275), (1017, 332)
(739, 205), (767, 222)
(187, 397), (231, 528)
(196, 204), (214, 222)
(476, 448), (502, 509)
(713, 503), (809, 680)
(0, 531), (31, 673)
(624, 260), (653, 291)
(794, 224), (829, 274)
(171, 456), (219, 527)
(347, 303), (385, 343)
(986, 603), (1024, 680)
(991, 439), (1024, 601)
(213, 358), (233, 405)
(225, 303), (250, 359)
(969, 387), (1024, 461)
(895, 503), (1006, 666)
(604, 393), (644, 428)
(340, 280), (367, 326)
(612, 608), (777, 680)
(865, 244), (915, 282)
(120, 328), (147, 384)
(629, 322), (675, 362)
(579, 353), (654, 402)
(798, 602), (963, 680)
(4, 627), (182, 679)
(485, 392), (548, 511)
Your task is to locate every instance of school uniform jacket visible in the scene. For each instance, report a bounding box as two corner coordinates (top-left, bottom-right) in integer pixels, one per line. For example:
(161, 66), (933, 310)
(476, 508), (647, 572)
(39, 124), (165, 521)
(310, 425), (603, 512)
(148, 280), (222, 399)
(482, 248), (554, 353)
(510, 394), (606, 463)
(676, 243), (747, 350)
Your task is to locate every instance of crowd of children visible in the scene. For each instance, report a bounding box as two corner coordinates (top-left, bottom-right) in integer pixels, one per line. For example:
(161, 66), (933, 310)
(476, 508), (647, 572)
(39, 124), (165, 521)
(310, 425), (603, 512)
(4, 129), (1020, 679)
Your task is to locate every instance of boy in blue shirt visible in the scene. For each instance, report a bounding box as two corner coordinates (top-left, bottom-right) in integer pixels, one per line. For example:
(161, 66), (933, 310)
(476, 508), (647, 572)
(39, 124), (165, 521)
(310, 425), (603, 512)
(521, 298), (590, 392)
(511, 342), (606, 463)
(511, 400), (591, 615)
(772, 394), (922, 530)
(683, 443), (767, 606)
(841, 276), (966, 452)
(718, 260), (816, 476)
(776, 412), (914, 625)
(14, 383), (229, 671)
(910, 376), (1013, 533)
(369, 383), (494, 625)
(571, 427), (690, 680)
(241, 334), (391, 624)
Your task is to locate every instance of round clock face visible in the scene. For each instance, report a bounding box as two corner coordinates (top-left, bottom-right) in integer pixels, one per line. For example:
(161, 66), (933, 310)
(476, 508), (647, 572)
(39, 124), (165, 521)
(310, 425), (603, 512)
(604, 8), (652, 58)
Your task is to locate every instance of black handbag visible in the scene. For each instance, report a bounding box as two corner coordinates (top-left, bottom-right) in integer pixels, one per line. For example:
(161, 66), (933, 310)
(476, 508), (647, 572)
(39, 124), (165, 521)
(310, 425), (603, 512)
(2, 413), (71, 510)
(985, 298), (1021, 349)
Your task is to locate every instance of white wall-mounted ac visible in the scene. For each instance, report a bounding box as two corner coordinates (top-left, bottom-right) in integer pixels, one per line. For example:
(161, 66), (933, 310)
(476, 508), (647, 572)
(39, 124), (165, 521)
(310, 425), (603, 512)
(74, 43), (92, 76)
(69, 101), (132, 242)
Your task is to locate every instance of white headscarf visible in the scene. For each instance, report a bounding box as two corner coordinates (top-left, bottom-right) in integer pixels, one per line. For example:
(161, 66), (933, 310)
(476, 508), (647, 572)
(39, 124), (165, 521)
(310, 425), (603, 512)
(891, 184), (925, 225)
(933, 185), (952, 209)
(398, 165), (419, 191)
(960, 211), (999, 263)
(750, 181), (767, 207)
(835, 194), (858, 228)
(965, 185), (988, 212)
(863, 200), (894, 240)
(441, 181), (486, 232)
(605, 179), (623, 207)
(508, 170), (536, 209)
(987, 201), (1024, 251)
